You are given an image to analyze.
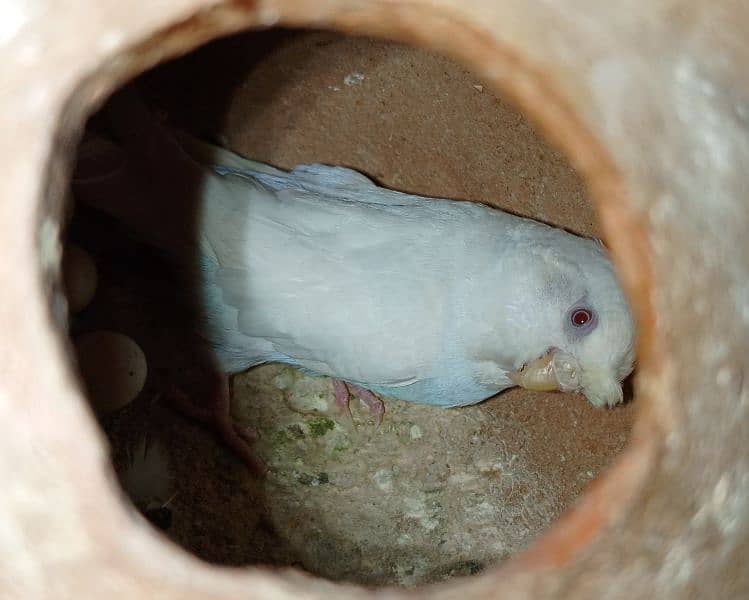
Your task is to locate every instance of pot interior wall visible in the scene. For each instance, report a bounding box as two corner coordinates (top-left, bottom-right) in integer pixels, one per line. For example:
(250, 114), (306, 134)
(67, 28), (635, 586)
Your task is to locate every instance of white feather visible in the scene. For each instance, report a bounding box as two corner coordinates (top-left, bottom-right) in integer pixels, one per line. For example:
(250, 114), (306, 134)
(120, 435), (174, 511)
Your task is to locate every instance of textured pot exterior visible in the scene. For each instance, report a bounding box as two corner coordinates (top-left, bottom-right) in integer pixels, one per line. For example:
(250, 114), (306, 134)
(0, 1), (746, 598)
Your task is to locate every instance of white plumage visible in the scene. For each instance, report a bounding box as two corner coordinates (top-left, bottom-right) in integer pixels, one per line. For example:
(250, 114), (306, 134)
(76, 95), (635, 420)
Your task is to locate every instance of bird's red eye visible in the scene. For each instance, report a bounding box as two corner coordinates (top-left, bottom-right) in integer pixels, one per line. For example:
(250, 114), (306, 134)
(571, 309), (592, 327)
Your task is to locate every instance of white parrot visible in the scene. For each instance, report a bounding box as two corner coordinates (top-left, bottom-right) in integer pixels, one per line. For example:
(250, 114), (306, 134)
(73, 92), (635, 472)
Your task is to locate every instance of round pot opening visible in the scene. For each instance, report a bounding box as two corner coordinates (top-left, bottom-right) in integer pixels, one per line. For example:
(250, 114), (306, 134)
(46, 5), (656, 595)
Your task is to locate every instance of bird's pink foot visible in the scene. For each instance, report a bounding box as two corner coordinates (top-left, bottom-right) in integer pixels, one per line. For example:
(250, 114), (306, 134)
(332, 379), (385, 425)
(164, 376), (265, 475)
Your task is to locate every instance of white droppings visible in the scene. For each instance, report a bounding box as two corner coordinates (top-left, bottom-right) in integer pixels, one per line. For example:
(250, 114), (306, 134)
(475, 459), (502, 474)
(403, 494), (439, 531)
(466, 500), (494, 520)
(409, 424), (422, 440)
(273, 370), (333, 413)
(373, 468), (394, 493)
(448, 472), (477, 486)
(397, 533), (412, 545)
(344, 72), (365, 86)
(272, 371), (293, 390)
(395, 556), (429, 586)
(300, 393), (330, 414)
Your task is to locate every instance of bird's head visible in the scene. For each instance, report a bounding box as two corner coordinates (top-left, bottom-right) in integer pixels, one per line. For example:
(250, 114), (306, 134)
(508, 237), (635, 408)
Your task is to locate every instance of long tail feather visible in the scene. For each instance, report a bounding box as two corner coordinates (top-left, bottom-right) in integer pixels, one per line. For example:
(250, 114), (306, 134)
(72, 86), (204, 258)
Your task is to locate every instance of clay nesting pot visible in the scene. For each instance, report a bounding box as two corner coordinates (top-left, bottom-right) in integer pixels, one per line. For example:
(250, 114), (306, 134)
(0, 1), (746, 598)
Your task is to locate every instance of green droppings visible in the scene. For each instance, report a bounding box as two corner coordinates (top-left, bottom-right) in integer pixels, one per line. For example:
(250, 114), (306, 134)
(295, 471), (330, 486)
(287, 424), (305, 439)
(308, 417), (335, 437)
(267, 423), (310, 449)
(270, 429), (293, 446)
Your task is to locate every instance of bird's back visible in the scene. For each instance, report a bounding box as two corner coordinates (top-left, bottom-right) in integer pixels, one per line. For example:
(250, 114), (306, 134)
(196, 158), (515, 391)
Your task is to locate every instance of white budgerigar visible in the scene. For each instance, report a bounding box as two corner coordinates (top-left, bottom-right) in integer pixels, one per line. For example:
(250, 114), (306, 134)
(74, 92), (635, 472)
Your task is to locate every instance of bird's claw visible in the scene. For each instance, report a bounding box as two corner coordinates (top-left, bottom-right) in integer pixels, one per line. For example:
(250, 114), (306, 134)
(163, 381), (266, 475)
(332, 379), (385, 425)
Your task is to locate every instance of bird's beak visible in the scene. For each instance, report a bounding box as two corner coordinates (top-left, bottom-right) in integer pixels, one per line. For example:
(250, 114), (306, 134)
(510, 349), (581, 393)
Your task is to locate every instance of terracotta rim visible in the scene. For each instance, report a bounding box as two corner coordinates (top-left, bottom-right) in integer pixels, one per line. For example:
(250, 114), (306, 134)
(47, 0), (663, 593)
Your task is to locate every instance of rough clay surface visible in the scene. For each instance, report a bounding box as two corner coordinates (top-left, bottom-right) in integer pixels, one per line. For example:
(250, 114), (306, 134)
(72, 31), (632, 586)
(4, 1), (749, 598)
